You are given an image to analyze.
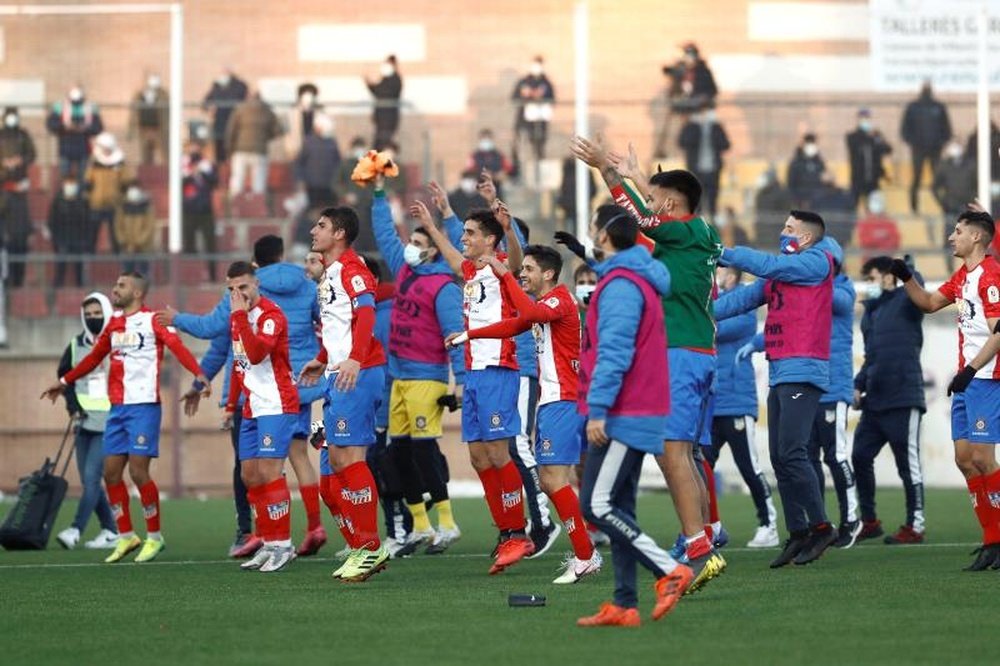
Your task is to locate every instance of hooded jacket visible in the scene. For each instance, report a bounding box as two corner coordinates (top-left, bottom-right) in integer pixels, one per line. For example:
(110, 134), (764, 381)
(175, 262), (322, 405)
(587, 245), (672, 454)
(716, 236), (843, 391)
(57, 292), (113, 432)
(713, 285), (758, 418)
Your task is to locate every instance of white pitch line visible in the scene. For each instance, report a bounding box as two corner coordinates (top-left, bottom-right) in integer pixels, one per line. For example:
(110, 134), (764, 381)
(0, 542), (979, 571)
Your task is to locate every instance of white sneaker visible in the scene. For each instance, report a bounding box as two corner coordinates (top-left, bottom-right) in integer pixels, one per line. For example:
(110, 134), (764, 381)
(426, 526), (462, 554)
(84, 529), (120, 549)
(56, 527), (80, 550)
(747, 524), (779, 548)
(553, 550), (603, 584)
(241, 545), (274, 570)
(385, 537), (420, 559)
(589, 528), (611, 547)
(259, 545), (296, 573)
(408, 527), (436, 546)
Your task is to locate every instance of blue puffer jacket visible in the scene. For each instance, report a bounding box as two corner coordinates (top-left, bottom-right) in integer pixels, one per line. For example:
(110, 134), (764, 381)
(176, 262), (322, 405)
(374, 295), (393, 428)
(716, 236), (843, 392)
(713, 289), (758, 418)
(821, 272), (855, 405)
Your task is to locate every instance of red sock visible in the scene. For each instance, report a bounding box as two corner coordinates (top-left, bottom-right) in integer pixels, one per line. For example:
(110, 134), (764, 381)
(258, 478), (292, 543)
(981, 469), (1000, 544)
(138, 481), (161, 534)
(322, 474), (358, 546)
(477, 466), (505, 529)
(551, 485), (594, 560)
(498, 460), (527, 533)
(340, 462), (381, 550)
(106, 481), (133, 535)
(701, 458), (720, 523)
(247, 484), (271, 541)
(300, 483), (321, 531)
(967, 475), (990, 543)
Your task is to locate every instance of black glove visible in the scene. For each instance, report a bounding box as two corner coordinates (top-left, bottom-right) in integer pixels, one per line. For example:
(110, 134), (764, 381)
(947, 365), (977, 396)
(889, 258), (913, 283)
(554, 231), (587, 260)
(437, 394), (462, 412)
(308, 420), (326, 450)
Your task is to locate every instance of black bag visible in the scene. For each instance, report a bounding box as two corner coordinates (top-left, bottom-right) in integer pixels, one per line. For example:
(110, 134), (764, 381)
(0, 419), (75, 550)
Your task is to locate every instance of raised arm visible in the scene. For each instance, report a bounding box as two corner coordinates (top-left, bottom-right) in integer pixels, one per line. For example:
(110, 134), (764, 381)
(232, 310), (280, 365)
(891, 259), (952, 313)
(493, 200), (522, 273)
(411, 201), (463, 276)
(713, 280), (766, 321)
(372, 184), (405, 276)
(720, 245), (831, 285)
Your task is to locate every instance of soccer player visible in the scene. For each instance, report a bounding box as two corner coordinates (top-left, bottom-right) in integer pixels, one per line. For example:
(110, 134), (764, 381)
(891, 210), (1000, 569)
(300, 205), (390, 582)
(714, 212), (842, 568)
(42, 272), (209, 563)
(577, 207), (692, 627)
(459, 245), (603, 583)
(572, 135), (725, 590)
(710, 266), (778, 548)
(162, 236), (326, 559)
(372, 179), (464, 554)
(223, 262), (301, 573)
(415, 197), (535, 574)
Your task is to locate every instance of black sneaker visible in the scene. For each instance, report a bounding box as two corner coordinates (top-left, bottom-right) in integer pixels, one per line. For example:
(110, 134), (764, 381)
(525, 521), (562, 560)
(769, 534), (809, 568)
(833, 521), (862, 549)
(964, 543), (1000, 571)
(793, 526), (837, 565)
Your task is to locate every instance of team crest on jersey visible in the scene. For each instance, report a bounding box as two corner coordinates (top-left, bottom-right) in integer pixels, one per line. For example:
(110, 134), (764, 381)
(262, 434), (274, 449)
(825, 410), (836, 424)
(734, 418), (745, 431)
(336, 418), (348, 433)
(975, 418), (987, 432)
(415, 416), (427, 430)
(541, 438), (552, 451)
(989, 286), (1000, 304)
(490, 413), (502, 428)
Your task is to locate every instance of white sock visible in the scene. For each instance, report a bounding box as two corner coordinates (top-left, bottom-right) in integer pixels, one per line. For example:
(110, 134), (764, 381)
(147, 531), (162, 542)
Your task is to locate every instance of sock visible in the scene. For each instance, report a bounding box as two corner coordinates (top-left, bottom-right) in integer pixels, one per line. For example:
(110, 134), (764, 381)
(259, 478), (292, 543)
(701, 458), (721, 524)
(299, 483), (321, 532)
(498, 461), (527, 533)
(980, 469), (1000, 544)
(477, 466), (505, 529)
(319, 475), (339, 517)
(249, 484), (273, 542)
(967, 475), (990, 542)
(550, 485), (594, 561)
(705, 524), (714, 542)
(340, 461), (381, 550)
(407, 500), (432, 533)
(685, 530), (711, 559)
(433, 499), (457, 531)
(106, 481), (134, 537)
(138, 481), (161, 536)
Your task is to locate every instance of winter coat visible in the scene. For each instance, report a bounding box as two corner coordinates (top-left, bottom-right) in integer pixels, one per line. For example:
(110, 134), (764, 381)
(225, 98), (282, 156)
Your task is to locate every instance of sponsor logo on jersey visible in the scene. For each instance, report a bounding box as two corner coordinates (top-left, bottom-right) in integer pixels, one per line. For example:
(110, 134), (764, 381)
(541, 438), (552, 451)
(267, 499), (290, 520)
(351, 275), (367, 293)
(261, 318), (276, 335)
(544, 297), (560, 309)
(975, 418), (987, 432)
(336, 418), (348, 433)
(262, 434), (274, 449)
(135, 434), (147, 446)
(490, 412), (502, 428)
(111, 331), (144, 352)
(989, 285), (1000, 304)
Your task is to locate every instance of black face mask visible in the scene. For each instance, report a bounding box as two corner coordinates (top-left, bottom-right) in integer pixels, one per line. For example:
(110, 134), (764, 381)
(84, 317), (104, 335)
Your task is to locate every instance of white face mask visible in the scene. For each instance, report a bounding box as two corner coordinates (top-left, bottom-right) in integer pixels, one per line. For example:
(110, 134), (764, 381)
(63, 183), (79, 198)
(859, 119), (872, 132)
(300, 92), (315, 108)
(353, 148), (366, 160)
(69, 88), (83, 103)
(217, 74), (231, 86)
(947, 144), (963, 160)
(147, 75), (161, 89)
(380, 63), (395, 77)
(530, 63), (544, 76)
(803, 143), (819, 158)
(4, 115), (17, 128)
(865, 283), (883, 300)
(403, 243), (427, 267)
(460, 178), (477, 194)
(478, 139), (495, 152)
(575, 284), (596, 304)
(126, 187), (143, 203)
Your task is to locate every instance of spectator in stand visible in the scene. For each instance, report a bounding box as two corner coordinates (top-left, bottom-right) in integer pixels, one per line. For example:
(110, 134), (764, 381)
(900, 81), (952, 214)
(556, 155), (596, 228)
(47, 85), (103, 179)
(49, 175), (91, 287)
(855, 191), (900, 261)
(663, 42), (719, 115)
(678, 103), (730, 216)
(182, 140), (218, 281)
(787, 133), (826, 209)
(294, 112), (341, 210)
(511, 56), (555, 161)
(203, 68), (248, 162)
(813, 171), (857, 248)
(846, 108), (892, 210)
(225, 90), (283, 197)
(716, 206), (750, 248)
(84, 132), (131, 254)
(365, 55), (402, 150)
(965, 120), (1000, 193)
(284, 82), (323, 160)
(115, 181), (156, 273)
(448, 170), (488, 222)
(0, 106), (36, 288)
(467, 129), (512, 199)
(933, 140), (976, 271)
(754, 168), (792, 249)
(129, 74), (169, 166)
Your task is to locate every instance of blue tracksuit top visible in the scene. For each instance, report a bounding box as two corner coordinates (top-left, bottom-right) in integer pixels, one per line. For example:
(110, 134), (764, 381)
(175, 262), (322, 405)
(588, 245), (673, 455)
(821, 273), (855, 405)
(373, 191), (465, 384)
(713, 288), (758, 418)
(715, 236), (843, 392)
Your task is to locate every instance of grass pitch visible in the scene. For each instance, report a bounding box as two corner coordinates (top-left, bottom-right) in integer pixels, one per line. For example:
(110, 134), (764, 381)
(0, 488), (991, 666)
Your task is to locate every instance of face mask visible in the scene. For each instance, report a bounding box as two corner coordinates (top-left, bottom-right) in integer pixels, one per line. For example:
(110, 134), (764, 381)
(69, 89), (84, 103)
(803, 143), (819, 158)
(147, 75), (161, 89)
(865, 283), (883, 300)
(403, 243), (428, 267)
(126, 187), (143, 203)
(947, 144), (963, 159)
(779, 234), (800, 254)
(755, 174), (770, 189)
(702, 110), (716, 123)
(3, 114), (17, 129)
(859, 119), (872, 132)
(353, 148), (366, 160)
(84, 317), (104, 335)
(478, 139), (494, 152)
(217, 75), (231, 86)
(460, 178), (477, 194)
(530, 63), (544, 76)
(380, 63), (395, 77)
(300, 92), (315, 107)
(63, 183), (79, 198)
(575, 284), (596, 305)
(992, 182), (1000, 198)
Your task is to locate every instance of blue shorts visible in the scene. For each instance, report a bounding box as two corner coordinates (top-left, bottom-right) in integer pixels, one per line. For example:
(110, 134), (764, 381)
(535, 401), (585, 466)
(239, 413), (297, 460)
(951, 378), (1000, 443)
(292, 402), (313, 440)
(104, 404), (162, 458)
(462, 366), (521, 442)
(663, 348), (715, 445)
(323, 365), (385, 447)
